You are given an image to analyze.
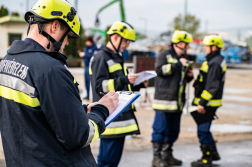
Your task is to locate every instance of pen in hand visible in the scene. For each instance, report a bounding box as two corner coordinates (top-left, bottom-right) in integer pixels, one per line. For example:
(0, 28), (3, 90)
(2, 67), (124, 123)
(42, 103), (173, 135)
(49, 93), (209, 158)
(99, 92), (106, 97)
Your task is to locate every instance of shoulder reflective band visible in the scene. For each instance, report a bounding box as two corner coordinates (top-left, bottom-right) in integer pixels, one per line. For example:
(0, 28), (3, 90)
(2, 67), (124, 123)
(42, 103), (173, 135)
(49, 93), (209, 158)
(74, 79), (77, 84)
(200, 61), (209, 73)
(107, 60), (122, 73)
(82, 120), (99, 147)
(166, 54), (178, 64)
(0, 85), (40, 107)
(152, 99), (178, 110)
(162, 64), (172, 75)
(201, 90), (213, 101)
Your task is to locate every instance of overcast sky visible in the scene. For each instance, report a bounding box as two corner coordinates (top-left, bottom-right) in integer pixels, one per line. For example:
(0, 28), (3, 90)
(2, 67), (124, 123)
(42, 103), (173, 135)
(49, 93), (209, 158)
(1, 0), (252, 40)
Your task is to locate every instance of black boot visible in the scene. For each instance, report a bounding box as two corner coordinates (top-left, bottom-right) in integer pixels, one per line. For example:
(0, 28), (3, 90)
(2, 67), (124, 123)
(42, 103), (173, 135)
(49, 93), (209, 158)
(162, 142), (182, 166)
(211, 141), (220, 161)
(191, 145), (212, 167)
(152, 142), (169, 167)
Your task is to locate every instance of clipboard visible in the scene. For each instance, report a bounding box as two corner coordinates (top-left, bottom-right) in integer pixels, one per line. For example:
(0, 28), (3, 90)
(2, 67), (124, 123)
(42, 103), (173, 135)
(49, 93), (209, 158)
(105, 91), (141, 127)
(190, 110), (218, 125)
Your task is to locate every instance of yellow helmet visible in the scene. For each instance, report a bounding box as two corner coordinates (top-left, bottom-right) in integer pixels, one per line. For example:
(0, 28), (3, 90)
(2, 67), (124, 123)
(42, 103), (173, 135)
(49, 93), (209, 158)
(171, 30), (193, 44)
(202, 34), (223, 48)
(25, 0), (80, 38)
(107, 21), (136, 42)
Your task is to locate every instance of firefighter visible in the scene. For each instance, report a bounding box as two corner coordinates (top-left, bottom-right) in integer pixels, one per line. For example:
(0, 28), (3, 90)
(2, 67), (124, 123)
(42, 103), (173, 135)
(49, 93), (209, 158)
(152, 30), (194, 167)
(0, 0), (119, 166)
(191, 34), (225, 167)
(90, 21), (148, 167)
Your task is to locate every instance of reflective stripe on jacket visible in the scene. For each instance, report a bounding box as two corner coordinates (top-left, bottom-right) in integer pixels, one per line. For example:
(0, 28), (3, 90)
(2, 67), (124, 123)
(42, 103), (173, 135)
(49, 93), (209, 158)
(90, 45), (144, 138)
(192, 52), (226, 108)
(153, 46), (193, 113)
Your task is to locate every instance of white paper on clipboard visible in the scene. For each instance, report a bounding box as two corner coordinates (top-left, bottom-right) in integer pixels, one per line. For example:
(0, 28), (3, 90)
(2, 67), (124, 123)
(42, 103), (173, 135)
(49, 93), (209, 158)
(133, 71), (157, 86)
(105, 92), (141, 127)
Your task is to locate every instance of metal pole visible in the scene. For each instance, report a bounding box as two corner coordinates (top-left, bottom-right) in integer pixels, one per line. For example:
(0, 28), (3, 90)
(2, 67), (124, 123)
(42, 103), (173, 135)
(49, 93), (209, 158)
(205, 20), (208, 35)
(26, 0), (29, 11)
(183, 0), (187, 29)
(75, 0), (78, 11)
(119, 0), (126, 21)
(140, 17), (147, 37)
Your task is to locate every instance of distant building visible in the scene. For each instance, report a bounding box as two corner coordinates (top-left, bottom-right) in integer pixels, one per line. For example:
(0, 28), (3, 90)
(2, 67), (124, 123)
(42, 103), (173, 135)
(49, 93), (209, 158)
(0, 15), (27, 59)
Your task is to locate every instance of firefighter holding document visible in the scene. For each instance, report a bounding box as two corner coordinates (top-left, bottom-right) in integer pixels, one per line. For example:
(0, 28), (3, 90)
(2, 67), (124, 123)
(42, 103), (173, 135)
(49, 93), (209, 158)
(90, 21), (148, 167)
(191, 34), (226, 167)
(151, 30), (194, 167)
(0, 0), (120, 166)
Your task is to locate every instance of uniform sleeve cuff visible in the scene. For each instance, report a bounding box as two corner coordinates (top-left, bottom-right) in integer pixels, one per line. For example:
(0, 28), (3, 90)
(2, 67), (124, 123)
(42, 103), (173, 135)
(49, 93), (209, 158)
(199, 98), (208, 106)
(120, 76), (130, 85)
(83, 104), (88, 113)
(176, 61), (182, 68)
(90, 104), (109, 121)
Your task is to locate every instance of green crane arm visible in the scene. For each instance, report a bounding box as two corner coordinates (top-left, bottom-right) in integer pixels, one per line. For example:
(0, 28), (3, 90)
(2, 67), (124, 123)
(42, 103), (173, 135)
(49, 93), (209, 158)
(95, 0), (125, 26)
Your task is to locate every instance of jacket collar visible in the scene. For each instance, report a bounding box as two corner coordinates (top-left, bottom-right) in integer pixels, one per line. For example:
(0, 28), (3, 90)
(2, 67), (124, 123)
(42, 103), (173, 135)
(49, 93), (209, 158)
(206, 51), (221, 61)
(99, 45), (124, 63)
(170, 45), (180, 59)
(7, 39), (68, 66)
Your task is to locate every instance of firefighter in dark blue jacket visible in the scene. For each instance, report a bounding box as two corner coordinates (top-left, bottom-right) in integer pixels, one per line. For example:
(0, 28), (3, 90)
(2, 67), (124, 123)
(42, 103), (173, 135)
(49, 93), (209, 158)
(191, 34), (226, 167)
(90, 21), (148, 167)
(152, 30), (194, 167)
(79, 36), (98, 99)
(0, 0), (119, 166)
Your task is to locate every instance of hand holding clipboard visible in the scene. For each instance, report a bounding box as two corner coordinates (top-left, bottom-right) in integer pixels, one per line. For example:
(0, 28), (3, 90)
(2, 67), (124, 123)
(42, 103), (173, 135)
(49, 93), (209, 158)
(100, 91), (141, 127)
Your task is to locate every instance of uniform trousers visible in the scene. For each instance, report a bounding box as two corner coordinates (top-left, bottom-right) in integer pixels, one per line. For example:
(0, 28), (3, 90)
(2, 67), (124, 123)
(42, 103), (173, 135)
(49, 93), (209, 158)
(97, 137), (125, 167)
(152, 112), (182, 143)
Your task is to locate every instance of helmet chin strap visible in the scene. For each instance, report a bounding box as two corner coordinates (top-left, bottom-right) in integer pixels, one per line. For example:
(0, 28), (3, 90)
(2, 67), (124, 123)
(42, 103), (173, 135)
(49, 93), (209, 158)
(27, 15), (70, 52)
(38, 23), (70, 51)
(109, 35), (123, 55)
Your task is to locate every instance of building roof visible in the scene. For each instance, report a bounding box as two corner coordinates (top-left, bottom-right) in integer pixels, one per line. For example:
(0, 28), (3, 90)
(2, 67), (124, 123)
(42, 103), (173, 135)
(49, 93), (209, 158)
(0, 15), (26, 24)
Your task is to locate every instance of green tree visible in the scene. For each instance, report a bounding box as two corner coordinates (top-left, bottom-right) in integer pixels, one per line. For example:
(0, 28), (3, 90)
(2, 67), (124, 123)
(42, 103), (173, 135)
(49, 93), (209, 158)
(0, 5), (9, 17)
(11, 12), (19, 17)
(173, 13), (202, 38)
(64, 19), (85, 58)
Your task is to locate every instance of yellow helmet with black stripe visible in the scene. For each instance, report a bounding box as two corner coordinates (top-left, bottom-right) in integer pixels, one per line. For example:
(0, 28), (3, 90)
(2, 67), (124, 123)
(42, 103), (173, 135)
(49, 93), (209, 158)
(25, 0), (80, 38)
(202, 34), (224, 48)
(107, 21), (136, 42)
(172, 30), (193, 44)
